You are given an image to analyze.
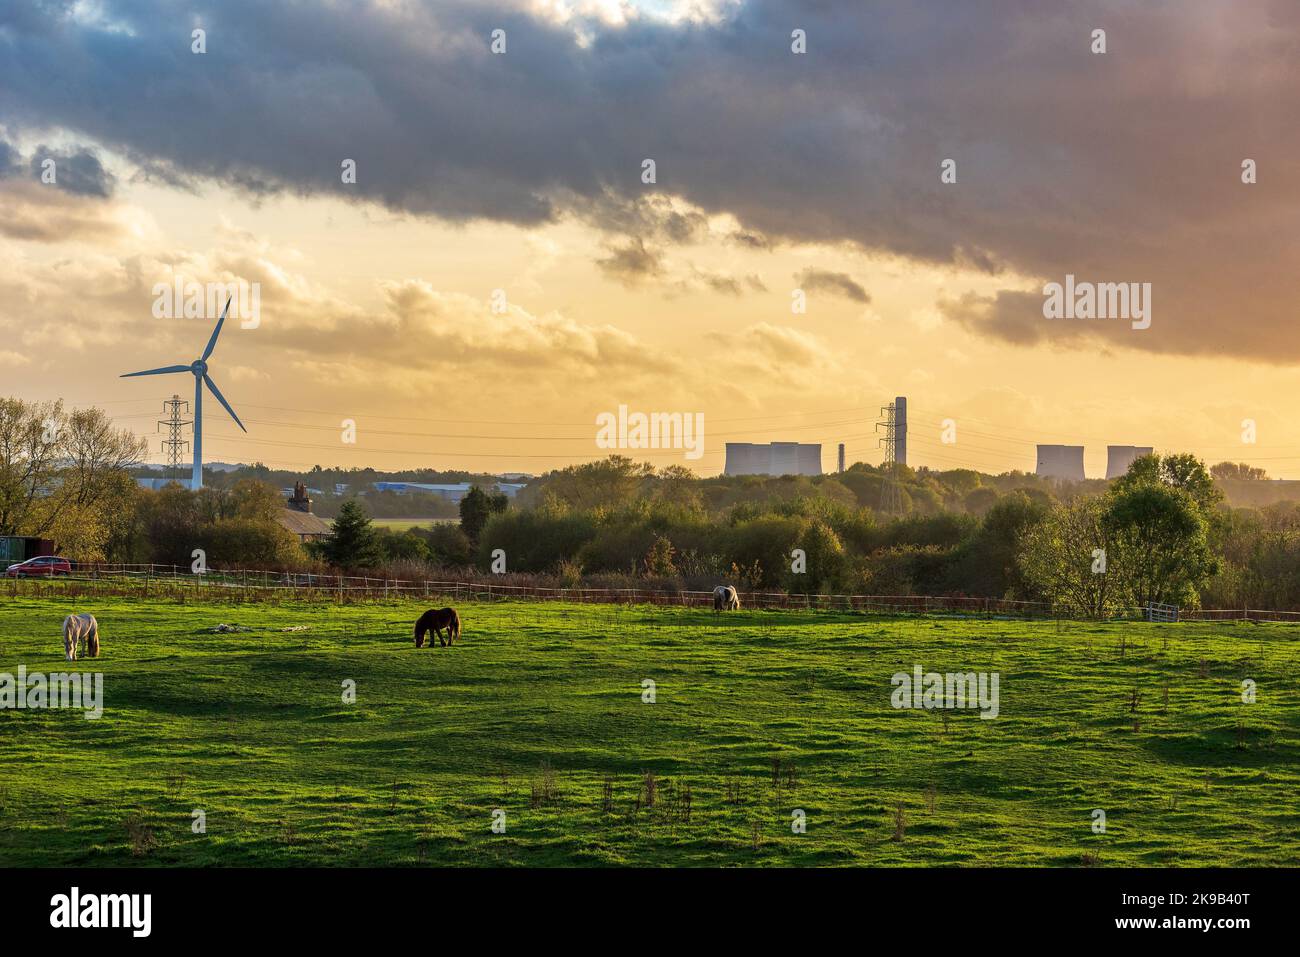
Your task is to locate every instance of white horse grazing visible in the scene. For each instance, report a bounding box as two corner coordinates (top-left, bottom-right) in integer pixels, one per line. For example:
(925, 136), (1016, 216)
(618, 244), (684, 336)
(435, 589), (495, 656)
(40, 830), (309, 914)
(712, 585), (740, 612)
(62, 613), (99, 661)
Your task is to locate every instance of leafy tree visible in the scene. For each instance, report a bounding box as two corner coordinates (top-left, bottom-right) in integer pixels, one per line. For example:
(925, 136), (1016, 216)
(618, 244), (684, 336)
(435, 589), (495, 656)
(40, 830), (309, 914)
(650, 465), (704, 512)
(0, 398), (146, 557)
(376, 528), (431, 562)
(201, 518), (302, 567)
(1104, 483), (1215, 608)
(136, 484), (204, 564)
(134, 482), (302, 567)
(948, 490), (1048, 598)
(861, 544), (953, 595)
(1019, 496), (1126, 617)
(963, 486), (1000, 517)
(789, 519), (846, 594)
(522, 455), (653, 510)
(412, 523), (474, 566)
(459, 486), (508, 544)
(1211, 461), (1268, 481)
(643, 533), (678, 577)
(322, 500), (382, 568)
(477, 507), (596, 572)
(725, 515), (803, 587)
(1114, 452), (1222, 516)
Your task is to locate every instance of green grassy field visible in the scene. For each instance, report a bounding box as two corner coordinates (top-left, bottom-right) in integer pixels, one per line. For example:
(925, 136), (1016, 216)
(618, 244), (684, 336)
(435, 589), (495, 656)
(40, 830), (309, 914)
(1, 594), (1297, 867)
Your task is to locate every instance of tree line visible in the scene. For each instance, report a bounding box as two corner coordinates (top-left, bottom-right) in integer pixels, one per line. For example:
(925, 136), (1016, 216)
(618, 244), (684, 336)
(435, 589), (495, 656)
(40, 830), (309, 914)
(6, 396), (1300, 613)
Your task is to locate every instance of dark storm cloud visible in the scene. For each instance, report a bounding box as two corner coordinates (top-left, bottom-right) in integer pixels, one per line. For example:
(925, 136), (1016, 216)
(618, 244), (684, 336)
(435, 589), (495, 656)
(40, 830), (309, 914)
(0, 137), (19, 176)
(2, 0), (1299, 360)
(0, 135), (113, 194)
(940, 291), (1056, 347)
(29, 144), (115, 196)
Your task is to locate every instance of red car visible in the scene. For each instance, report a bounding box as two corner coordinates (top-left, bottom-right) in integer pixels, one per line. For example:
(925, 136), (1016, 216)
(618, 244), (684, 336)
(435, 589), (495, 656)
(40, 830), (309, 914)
(4, 556), (72, 578)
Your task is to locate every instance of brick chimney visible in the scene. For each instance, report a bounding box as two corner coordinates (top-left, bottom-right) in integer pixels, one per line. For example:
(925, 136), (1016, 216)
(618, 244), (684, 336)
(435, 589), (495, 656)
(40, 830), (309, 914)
(288, 481), (312, 513)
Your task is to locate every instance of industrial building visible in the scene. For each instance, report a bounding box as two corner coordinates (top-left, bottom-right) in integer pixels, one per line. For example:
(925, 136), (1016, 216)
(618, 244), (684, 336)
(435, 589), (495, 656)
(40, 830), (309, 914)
(1106, 445), (1153, 479)
(135, 477), (192, 491)
(371, 481), (527, 501)
(724, 442), (823, 476)
(1035, 444), (1086, 481)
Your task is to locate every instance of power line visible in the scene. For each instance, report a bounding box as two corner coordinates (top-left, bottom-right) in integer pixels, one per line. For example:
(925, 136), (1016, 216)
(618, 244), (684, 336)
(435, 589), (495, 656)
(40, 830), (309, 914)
(203, 400), (884, 428)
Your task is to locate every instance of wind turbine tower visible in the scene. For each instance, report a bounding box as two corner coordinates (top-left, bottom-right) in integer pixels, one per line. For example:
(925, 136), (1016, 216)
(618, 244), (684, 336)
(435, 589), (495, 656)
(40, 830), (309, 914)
(121, 297), (247, 490)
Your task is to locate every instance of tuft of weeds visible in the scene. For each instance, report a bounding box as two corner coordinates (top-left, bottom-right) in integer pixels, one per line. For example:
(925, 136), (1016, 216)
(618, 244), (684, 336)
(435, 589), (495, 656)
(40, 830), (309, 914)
(723, 775), (745, 806)
(124, 813), (157, 857)
(891, 804), (907, 842)
(165, 772), (187, 801)
(530, 761), (558, 808)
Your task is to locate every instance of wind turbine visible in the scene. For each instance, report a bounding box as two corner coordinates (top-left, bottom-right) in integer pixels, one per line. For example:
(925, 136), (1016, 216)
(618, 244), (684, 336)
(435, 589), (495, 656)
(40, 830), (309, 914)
(121, 296), (246, 490)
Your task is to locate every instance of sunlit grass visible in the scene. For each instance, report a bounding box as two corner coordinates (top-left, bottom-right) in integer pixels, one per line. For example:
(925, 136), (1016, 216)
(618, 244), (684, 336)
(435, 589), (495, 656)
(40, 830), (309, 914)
(0, 595), (1296, 866)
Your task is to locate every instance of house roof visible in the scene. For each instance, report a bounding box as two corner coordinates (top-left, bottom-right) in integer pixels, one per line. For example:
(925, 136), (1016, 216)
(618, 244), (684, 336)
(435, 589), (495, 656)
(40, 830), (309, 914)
(276, 508), (331, 537)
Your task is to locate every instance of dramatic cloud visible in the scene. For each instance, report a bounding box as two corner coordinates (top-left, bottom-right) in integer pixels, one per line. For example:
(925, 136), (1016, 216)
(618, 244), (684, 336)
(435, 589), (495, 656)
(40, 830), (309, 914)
(2, 0), (1300, 361)
(796, 267), (869, 304)
(29, 144), (115, 196)
(0, 179), (125, 242)
(0, 137), (19, 176)
(596, 237), (664, 286)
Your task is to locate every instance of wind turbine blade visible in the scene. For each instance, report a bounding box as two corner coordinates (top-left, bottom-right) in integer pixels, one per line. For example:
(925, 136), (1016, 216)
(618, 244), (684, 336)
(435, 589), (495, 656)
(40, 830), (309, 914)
(119, 365), (191, 378)
(201, 295), (233, 361)
(203, 373), (246, 432)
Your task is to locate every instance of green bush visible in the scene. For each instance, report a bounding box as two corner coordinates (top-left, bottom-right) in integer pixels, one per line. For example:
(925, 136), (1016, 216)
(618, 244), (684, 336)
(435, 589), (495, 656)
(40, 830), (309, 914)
(477, 508), (597, 572)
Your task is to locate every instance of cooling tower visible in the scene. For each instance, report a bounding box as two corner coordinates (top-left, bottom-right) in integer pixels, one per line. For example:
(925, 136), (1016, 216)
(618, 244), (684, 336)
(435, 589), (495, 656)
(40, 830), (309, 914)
(724, 443), (823, 476)
(1036, 444), (1085, 481)
(1106, 445), (1153, 479)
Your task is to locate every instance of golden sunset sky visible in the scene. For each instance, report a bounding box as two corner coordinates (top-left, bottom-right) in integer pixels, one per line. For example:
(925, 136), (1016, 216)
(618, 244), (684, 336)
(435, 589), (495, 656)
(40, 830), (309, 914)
(2, 0), (1297, 478)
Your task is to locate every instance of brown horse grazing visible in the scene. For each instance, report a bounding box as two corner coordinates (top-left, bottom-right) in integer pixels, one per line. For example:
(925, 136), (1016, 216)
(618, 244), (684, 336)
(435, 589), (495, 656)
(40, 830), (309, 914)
(414, 608), (461, 648)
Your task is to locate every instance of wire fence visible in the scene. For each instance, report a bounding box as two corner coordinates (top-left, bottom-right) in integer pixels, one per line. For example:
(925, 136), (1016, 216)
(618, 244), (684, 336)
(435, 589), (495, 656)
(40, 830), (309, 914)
(3, 562), (1297, 623)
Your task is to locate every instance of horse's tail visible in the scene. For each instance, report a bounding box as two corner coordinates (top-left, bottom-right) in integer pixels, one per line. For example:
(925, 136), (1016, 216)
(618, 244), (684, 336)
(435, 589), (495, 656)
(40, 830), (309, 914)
(85, 616), (100, 658)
